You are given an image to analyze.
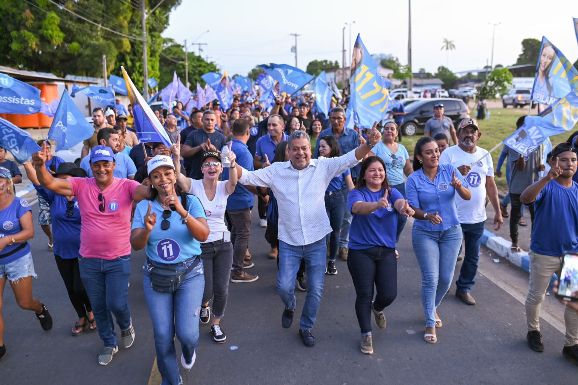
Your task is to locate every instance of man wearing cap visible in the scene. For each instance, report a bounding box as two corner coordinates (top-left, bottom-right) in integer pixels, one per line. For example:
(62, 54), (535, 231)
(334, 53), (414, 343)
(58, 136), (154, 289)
(182, 110), (226, 179)
(439, 118), (503, 305)
(0, 145), (22, 185)
(424, 103), (458, 145)
(79, 127), (137, 180)
(32, 145), (151, 366)
(520, 142), (578, 361)
(81, 107), (114, 158)
(115, 113), (139, 148)
(105, 108), (116, 128)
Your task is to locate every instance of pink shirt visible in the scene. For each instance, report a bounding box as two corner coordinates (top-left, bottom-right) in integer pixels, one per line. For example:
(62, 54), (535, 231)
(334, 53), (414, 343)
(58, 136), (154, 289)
(70, 177), (140, 260)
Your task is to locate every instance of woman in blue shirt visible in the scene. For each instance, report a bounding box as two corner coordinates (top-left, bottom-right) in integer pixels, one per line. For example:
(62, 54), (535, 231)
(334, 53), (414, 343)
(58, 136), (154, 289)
(319, 136), (354, 275)
(347, 156), (414, 354)
(406, 137), (471, 344)
(131, 155), (209, 384)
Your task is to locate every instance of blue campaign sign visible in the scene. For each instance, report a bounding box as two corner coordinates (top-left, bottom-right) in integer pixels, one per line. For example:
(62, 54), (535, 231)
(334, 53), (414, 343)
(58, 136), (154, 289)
(0, 73), (41, 114)
(314, 71), (331, 117)
(109, 75), (128, 96)
(262, 64), (314, 95)
(0, 118), (41, 163)
(201, 72), (222, 87)
(233, 75), (252, 92)
(76, 86), (115, 106)
(48, 91), (94, 151)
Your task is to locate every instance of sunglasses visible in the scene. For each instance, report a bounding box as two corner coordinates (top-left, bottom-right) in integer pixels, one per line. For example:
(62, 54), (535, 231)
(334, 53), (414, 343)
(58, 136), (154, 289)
(161, 210), (171, 230)
(66, 200), (75, 218)
(98, 192), (105, 213)
(202, 161), (221, 168)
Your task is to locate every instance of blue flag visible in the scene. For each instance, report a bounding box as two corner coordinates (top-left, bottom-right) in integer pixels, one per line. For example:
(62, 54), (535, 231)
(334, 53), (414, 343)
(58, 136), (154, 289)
(109, 75), (128, 96)
(201, 72), (222, 87)
(531, 37), (578, 106)
(76, 86), (115, 107)
(48, 91), (94, 151)
(215, 76), (234, 110)
(204, 85), (218, 104)
(0, 73), (41, 114)
(160, 72), (179, 109)
(233, 75), (252, 92)
(148, 78), (158, 89)
(0, 118), (41, 163)
(314, 72), (332, 117)
(40, 99), (60, 117)
(260, 64), (314, 95)
(346, 34), (391, 129)
(122, 67), (173, 147)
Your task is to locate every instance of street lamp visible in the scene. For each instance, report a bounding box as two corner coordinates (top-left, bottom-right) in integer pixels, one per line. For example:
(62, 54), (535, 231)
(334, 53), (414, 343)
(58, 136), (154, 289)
(489, 22), (500, 70)
(345, 21), (356, 67)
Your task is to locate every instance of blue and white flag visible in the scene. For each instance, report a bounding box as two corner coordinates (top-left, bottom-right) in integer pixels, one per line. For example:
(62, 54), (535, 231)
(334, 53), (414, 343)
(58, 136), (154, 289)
(122, 67), (172, 147)
(48, 91), (93, 151)
(215, 76), (233, 110)
(0, 118), (41, 163)
(233, 75), (252, 92)
(160, 72), (179, 109)
(195, 83), (206, 109)
(346, 34), (391, 129)
(0, 73), (41, 114)
(531, 37), (578, 106)
(314, 72), (332, 117)
(201, 72), (222, 87)
(76, 86), (115, 107)
(40, 99), (60, 117)
(109, 75), (128, 96)
(260, 64), (314, 95)
(204, 85), (218, 104)
(148, 78), (158, 89)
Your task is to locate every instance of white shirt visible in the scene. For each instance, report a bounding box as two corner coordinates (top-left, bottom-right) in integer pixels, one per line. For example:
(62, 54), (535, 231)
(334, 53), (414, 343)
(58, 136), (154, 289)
(189, 179), (231, 243)
(439, 145), (494, 224)
(239, 150), (360, 246)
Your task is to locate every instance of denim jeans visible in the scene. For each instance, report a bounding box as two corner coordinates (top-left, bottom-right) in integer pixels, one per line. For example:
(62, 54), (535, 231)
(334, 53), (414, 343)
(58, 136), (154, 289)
(412, 225), (463, 328)
(200, 240), (233, 318)
(391, 183), (408, 242)
(278, 238), (326, 330)
(227, 208), (252, 274)
(456, 221), (486, 293)
(325, 189), (347, 261)
(339, 208), (353, 248)
(143, 260), (204, 385)
(347, 247), (397, 333)
(79, 256), (131, 347)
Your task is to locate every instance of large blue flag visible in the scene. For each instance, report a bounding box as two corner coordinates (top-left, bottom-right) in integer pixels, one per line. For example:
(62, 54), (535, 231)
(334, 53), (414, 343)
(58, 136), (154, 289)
(201, 72), (222, 87)
(195, 83), (207, 109)
(531, 37), (578, 106)
(0, 118), (41, 163)
(233, 75), (252, 92)
(314, 71), (332, 117)
(0, 73), (41, 114)
(76, 86), (115, 107)
(260, 64), (314, 95)
(109, 75), (128, 96)
(346, 34), (391, 129)
(160, 72), (179, 109)
(215, 76), (233, 110)
(122, 67), (173, 147)
(48, 91), (93, 151)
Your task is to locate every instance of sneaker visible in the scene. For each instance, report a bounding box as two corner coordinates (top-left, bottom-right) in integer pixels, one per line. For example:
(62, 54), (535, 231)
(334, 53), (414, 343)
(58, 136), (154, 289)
(282, 308), (294, 329)
(267, 247), (278, 259)
(360, 334), (373, 354)
(210, 324), (227, 343)
(326, 260), (338, 275)
(299, 329), (315, 347)
(338, 247), (348, 261)
(527, 330), (544, 352)
(98, 346), (118, 366)
(372, 306), (387, 329)
(259, 219), (267, 228)
(120, 324), (135, 349)
(35, 304), (53, 331)
(180, 350), (196, 370)
(47, 242), (53, 250)
(295, 275), (307, 292)
(562, 344), (578, 366)
(0, 345), (5, 361)
(243, 260), (255, 269)
(200, 306), (211, 324)
(231, 271), (259, 283)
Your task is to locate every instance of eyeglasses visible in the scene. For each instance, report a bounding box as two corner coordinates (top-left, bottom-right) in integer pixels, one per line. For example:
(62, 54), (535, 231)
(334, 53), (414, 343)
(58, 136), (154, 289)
(98, 192), (105, 213)
(66, 200), (75, 217)
(161, 210), (171, 230)
(202, 161), (221, 168)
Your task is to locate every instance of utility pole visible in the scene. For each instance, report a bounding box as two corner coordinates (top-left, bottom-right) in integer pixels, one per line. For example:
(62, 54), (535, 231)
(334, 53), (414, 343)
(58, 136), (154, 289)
(192, 42), (207, 56)
(342, 26), (346, 69)
(141, 0), (148, 97)
(184, 39), (188, 87)
(102, 54), (107, 86)
(407, 0), (413, 93)
(489, 22), (501, 70)
(290, 33), (300, 67)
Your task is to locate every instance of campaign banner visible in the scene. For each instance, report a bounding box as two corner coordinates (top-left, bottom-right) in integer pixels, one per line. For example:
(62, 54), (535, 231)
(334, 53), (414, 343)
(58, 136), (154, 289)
(48, 91), (93, 151)
(0, 117), (41, 163)
(76, 86), (115, 107)
(0, 73), (41, 114)
(109, 74), (128, 96)
(201, 72), (222, 87)
(260, 64), (314, 96)
(314, 71), (331, 117)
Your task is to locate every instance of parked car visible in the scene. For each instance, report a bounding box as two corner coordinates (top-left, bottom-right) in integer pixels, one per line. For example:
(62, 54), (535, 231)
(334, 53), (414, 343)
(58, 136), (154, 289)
(502, 89), (534, 108)
(400, 98), (468, 136)
(457, 87), (477, 98)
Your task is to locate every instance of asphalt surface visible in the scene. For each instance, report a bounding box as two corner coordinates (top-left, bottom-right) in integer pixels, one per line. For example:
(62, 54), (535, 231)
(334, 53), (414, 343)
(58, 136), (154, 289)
(1, 199), (576, 385)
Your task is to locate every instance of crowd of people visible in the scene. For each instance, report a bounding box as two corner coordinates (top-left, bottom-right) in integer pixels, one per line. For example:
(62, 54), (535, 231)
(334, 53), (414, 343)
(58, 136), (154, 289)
(0, 91), (576, 384)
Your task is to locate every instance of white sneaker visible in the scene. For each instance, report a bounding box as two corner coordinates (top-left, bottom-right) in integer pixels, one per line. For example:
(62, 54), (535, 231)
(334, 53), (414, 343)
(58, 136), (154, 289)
(181, 350), (196, 370)
(259, 219), (267, 228)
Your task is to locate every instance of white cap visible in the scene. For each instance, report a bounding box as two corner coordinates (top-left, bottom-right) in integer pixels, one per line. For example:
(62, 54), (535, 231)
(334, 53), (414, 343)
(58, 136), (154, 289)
(105, 109), (115, 117)
(147, 155), (175, 175)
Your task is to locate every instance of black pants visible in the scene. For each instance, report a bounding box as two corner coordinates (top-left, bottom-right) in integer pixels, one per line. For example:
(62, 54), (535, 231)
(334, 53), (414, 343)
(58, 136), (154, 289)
(55, 255), (92, 318)
(509, 193), (534, 245)
(347, 247), (397, 333)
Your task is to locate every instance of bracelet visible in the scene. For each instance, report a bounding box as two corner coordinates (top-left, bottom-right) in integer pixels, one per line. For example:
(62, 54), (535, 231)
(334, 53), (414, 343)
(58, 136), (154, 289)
(181, 212), (190, 224)
(423, 212), (428, 220)
(9, 237), (16, 245)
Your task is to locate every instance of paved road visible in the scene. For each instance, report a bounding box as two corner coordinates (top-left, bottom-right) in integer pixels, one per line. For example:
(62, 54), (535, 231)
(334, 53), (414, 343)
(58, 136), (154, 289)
(1, 199), (576, 385)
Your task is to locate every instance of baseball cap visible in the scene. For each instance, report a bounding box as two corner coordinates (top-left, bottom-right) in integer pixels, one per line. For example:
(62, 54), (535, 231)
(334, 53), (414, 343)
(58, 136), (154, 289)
(55, 162), (87, 178)
(116, 113), (128, 120)
(90, 145), (115, 164)
(200, 151), (221, 164)
(457, 117), (479, 131)
(0, 167), (11, 179)
(433, 103), (444, 108)
(147, 155), (175, 175)
(105, 109), (115, 117)
(550, 142), (578, 160)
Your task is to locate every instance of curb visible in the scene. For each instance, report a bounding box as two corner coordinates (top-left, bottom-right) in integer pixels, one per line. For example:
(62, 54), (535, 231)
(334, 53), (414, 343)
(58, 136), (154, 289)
(481, 229), (531, 273)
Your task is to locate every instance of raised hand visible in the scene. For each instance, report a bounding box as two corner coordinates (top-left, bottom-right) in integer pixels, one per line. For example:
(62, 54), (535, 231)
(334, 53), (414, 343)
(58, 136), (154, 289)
(227, 150), (237, 165)
(262, 154), (271, 168)
(377, 189), (390, 209)
(32, 151), (47, 167)
(206, 138), (217, 152)
(450, 171), (462, 189)
(144, 202), (157, 232)
(366, 121), (382, 146)
(547, 157), (562, 180)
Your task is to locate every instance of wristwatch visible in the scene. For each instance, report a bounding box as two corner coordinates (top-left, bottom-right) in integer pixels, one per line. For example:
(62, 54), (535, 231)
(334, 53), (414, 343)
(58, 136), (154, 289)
(424, 213), (428, 220)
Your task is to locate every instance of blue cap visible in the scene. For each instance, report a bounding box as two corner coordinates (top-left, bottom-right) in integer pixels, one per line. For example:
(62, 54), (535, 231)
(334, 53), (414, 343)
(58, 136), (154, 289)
(90, 145), (115, 164)
(0, 167), (11, 179)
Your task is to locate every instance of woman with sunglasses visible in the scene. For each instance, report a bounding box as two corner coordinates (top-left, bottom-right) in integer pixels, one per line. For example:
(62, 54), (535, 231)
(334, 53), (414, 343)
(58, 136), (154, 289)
(131, 154), (209, 384)
(174, 148), (239, 343)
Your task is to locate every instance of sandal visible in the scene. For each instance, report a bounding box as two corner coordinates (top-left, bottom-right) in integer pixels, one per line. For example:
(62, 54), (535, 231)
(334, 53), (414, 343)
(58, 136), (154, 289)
(518, 219), (527, 226)
(424, 332), (437, 344)
(72, 318), (87, 336)
(87, 317), (97, 331)
(435, 312), (443, 328)
(510, 246), (522, 253)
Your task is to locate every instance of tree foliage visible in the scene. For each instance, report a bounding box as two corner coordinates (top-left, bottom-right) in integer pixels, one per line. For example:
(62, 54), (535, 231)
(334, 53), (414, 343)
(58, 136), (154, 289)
(515, 38), (541, 76)
(305, 60), (339, 76)
(247, 66), (264, 81)
(379, 56), (411, 80)
(435, 66), (458, 89)
(478, 67), (513, 99)
(158, 38), (218, 87)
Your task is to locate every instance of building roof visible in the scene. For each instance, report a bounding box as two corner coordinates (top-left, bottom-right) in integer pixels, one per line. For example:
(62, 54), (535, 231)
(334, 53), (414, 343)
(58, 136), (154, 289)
(0, 65), (63, 82)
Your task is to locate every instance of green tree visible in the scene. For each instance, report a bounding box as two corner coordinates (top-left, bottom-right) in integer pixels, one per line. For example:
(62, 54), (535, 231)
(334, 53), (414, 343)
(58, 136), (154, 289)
(478, 67), (513, 99)
(435, 66), (458, 89)
(515, 38), (541, 76)
(247, 66), (264, 81)
(305, 60), (339, 76)
(440, 38), (455, 68)
(379, 56), (411, 80)
(158, 38), (218, 87)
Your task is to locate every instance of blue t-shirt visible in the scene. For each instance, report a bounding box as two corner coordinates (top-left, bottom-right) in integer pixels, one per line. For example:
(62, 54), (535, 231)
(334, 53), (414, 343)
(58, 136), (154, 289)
(80, 152), (137, 179)
(46, 156), (65, 174)
(327, 168), (350, 193)
(224, 139), (255, 211)
(255, 133), (288, 163)
(406, 164), (464, 231)
(132, 195), (206, 264)
(372, 142), (410, 186)
(531, 180), (578, 256)
(348, 187), (403, 249)
(0, 197), (32, 264)
(0, 160), (21, 178)
(37, 188), (81, 260)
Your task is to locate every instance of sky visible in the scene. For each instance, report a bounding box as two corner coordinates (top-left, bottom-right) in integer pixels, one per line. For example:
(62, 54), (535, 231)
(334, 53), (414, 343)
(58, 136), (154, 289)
(163, 0), (578, 77)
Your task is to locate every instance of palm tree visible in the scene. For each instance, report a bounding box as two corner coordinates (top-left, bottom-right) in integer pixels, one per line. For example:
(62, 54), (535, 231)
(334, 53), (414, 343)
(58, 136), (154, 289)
(441, 38), (456, 68)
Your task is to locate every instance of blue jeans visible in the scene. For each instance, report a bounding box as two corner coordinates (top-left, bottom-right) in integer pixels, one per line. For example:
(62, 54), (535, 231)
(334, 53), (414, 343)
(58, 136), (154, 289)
(143, 260), (204, 385)
(391, 183), (408, 242)
(412, 225), (462, 328)
(339, 204), (353, 248)
(456, 221), (486, 293)
(79, 256), (131, 347)
(278, 238), (326, 330)
(325, 189), (347, 261)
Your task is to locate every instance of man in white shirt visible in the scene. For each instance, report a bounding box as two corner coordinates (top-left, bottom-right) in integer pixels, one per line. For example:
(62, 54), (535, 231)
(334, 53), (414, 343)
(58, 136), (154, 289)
(439, 118), (503, 305)
(237, 128), (380, 347)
